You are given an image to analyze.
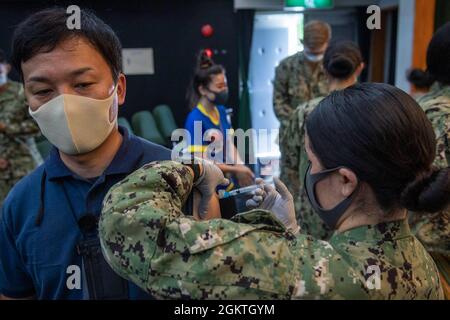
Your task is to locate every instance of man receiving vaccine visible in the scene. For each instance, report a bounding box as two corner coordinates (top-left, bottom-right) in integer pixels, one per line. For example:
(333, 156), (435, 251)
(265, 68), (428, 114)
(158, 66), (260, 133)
(0, 7), (220, 300)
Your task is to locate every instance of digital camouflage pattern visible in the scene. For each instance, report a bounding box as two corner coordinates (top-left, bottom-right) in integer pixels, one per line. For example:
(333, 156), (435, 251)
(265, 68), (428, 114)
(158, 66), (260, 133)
(410, 82), (450, 290)
(0, 81), (40, 206)
(99, 161), (444, 300)
(273, 52), (329, 207)
(417, 82), (450, 168)
(279, 96), (332, 240)
(273, 52), (329, 128)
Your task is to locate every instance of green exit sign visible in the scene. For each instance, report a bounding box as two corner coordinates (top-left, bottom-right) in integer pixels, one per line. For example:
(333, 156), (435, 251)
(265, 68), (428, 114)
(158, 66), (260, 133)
(286, 0), (334, 9)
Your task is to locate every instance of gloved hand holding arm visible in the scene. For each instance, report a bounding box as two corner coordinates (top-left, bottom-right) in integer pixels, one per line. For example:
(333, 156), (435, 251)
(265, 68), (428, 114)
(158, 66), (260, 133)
(246, 177), (300, 235)
(191, 158), (229, 218)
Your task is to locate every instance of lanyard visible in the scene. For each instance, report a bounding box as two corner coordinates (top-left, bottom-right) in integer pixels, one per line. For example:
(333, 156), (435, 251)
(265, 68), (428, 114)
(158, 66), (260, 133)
(36, 169), (99, 239)
(59, 176), (100, 239)
(60, 174), (130, 299)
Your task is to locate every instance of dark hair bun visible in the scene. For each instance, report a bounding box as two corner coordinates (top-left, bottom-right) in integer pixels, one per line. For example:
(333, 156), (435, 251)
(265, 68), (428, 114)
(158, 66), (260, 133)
(407, 68), (435, 88)
(400, 167), (450, 213)
(326, 55), (356, 79)
(197, 50), (214, 70)
(323, 41), (362, 80)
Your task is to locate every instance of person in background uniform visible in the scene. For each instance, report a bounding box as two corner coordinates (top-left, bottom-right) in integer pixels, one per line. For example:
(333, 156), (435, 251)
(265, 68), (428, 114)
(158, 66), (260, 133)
(406, 22), (450, 298)
(185, 51), (254, 189)
(274, 20), (331, 187)
(100, 83), (448, 300)
(0, 7), (219, 300)
(281, 41), (364, 240)
(0, 49), (40, 207)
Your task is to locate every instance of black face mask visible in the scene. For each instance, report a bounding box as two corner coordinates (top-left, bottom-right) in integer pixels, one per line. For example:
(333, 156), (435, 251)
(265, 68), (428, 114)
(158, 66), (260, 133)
(304, 162), (360, 229)
(206, 89), (229, 106)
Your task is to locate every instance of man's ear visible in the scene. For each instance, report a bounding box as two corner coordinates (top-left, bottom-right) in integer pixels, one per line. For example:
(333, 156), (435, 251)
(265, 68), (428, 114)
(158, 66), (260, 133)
(117, 73), (126, 106)
(338, 168), (358, 197)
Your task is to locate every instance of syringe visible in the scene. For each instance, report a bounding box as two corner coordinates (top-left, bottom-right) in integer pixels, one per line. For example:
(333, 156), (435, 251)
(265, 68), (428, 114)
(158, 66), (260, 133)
(217, 178), (274, 199)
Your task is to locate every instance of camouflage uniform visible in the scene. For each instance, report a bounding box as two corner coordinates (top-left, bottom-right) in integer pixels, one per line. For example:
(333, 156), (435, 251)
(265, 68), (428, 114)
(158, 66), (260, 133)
(273, 52), (329, 128)
(280, 96), (332, 241)
(417, 82), (450, 168)
(273, 52), (329, 200)
(0, 81), (40, 206)
(410, 82), (450, 295)
(99, 161), (444, 300)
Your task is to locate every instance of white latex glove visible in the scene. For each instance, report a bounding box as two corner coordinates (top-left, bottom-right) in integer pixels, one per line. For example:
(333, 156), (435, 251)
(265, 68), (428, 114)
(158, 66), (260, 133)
(246, 177), (299, 234)
(194, 158), (229, 218)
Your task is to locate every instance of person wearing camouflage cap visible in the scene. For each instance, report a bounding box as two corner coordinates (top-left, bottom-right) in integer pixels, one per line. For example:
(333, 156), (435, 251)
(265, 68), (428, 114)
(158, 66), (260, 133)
(281, 41), (364, 241)
(0, 49), (40, 207)
(406, 22), (450, 298)
(274, 20), (331, 191)
(100, 83), (447, 300)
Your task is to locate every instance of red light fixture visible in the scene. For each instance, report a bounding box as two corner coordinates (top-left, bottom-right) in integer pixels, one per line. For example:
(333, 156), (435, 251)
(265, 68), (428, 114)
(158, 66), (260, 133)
(201, 24), (214, 38)
(204, 48), (213, 58)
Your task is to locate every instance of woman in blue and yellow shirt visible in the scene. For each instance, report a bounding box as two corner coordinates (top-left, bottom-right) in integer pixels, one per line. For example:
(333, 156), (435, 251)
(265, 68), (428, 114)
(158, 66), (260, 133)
(185, 51), (254, 189)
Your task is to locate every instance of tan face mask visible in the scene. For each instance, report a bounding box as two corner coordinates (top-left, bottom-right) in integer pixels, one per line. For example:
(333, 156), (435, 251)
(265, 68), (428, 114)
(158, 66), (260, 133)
(30, 86), (118, 155)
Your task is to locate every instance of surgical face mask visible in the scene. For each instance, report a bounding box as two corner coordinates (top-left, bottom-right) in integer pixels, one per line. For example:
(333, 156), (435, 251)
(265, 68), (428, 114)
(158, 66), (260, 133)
(29, 87), (118, 155)
(207, 88), (229, 106)
(304, 162), (359, 229)
(304, 51), (324, 63)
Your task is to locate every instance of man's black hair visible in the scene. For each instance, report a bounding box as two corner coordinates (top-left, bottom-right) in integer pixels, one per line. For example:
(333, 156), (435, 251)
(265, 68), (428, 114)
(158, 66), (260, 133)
(11, 6), (122, 81)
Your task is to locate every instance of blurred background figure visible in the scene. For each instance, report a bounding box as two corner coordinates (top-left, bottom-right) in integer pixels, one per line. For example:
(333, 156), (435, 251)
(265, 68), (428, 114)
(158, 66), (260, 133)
(281, 40), (364, 240)
(185, 51), (254, 189)
(407, 21), (450, 299)
(0, 49), (40, 207)
(273, 20), (331, 187)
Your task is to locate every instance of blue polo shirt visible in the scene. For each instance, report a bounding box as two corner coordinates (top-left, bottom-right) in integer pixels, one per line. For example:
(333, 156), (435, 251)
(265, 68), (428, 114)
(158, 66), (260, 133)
(184, 103), (233, 156)
(0, 126), (171, 299)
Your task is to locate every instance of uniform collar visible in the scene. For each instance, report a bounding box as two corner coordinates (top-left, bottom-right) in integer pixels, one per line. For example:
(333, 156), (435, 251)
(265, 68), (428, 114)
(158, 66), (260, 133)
(197, 103), (220, 126)
(330, 219), (412, 244)
(298, 51), (306, 62)
(45, 126), (144, 180)
(298, 51), (326, 78)
(429, 82), (450, 95)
